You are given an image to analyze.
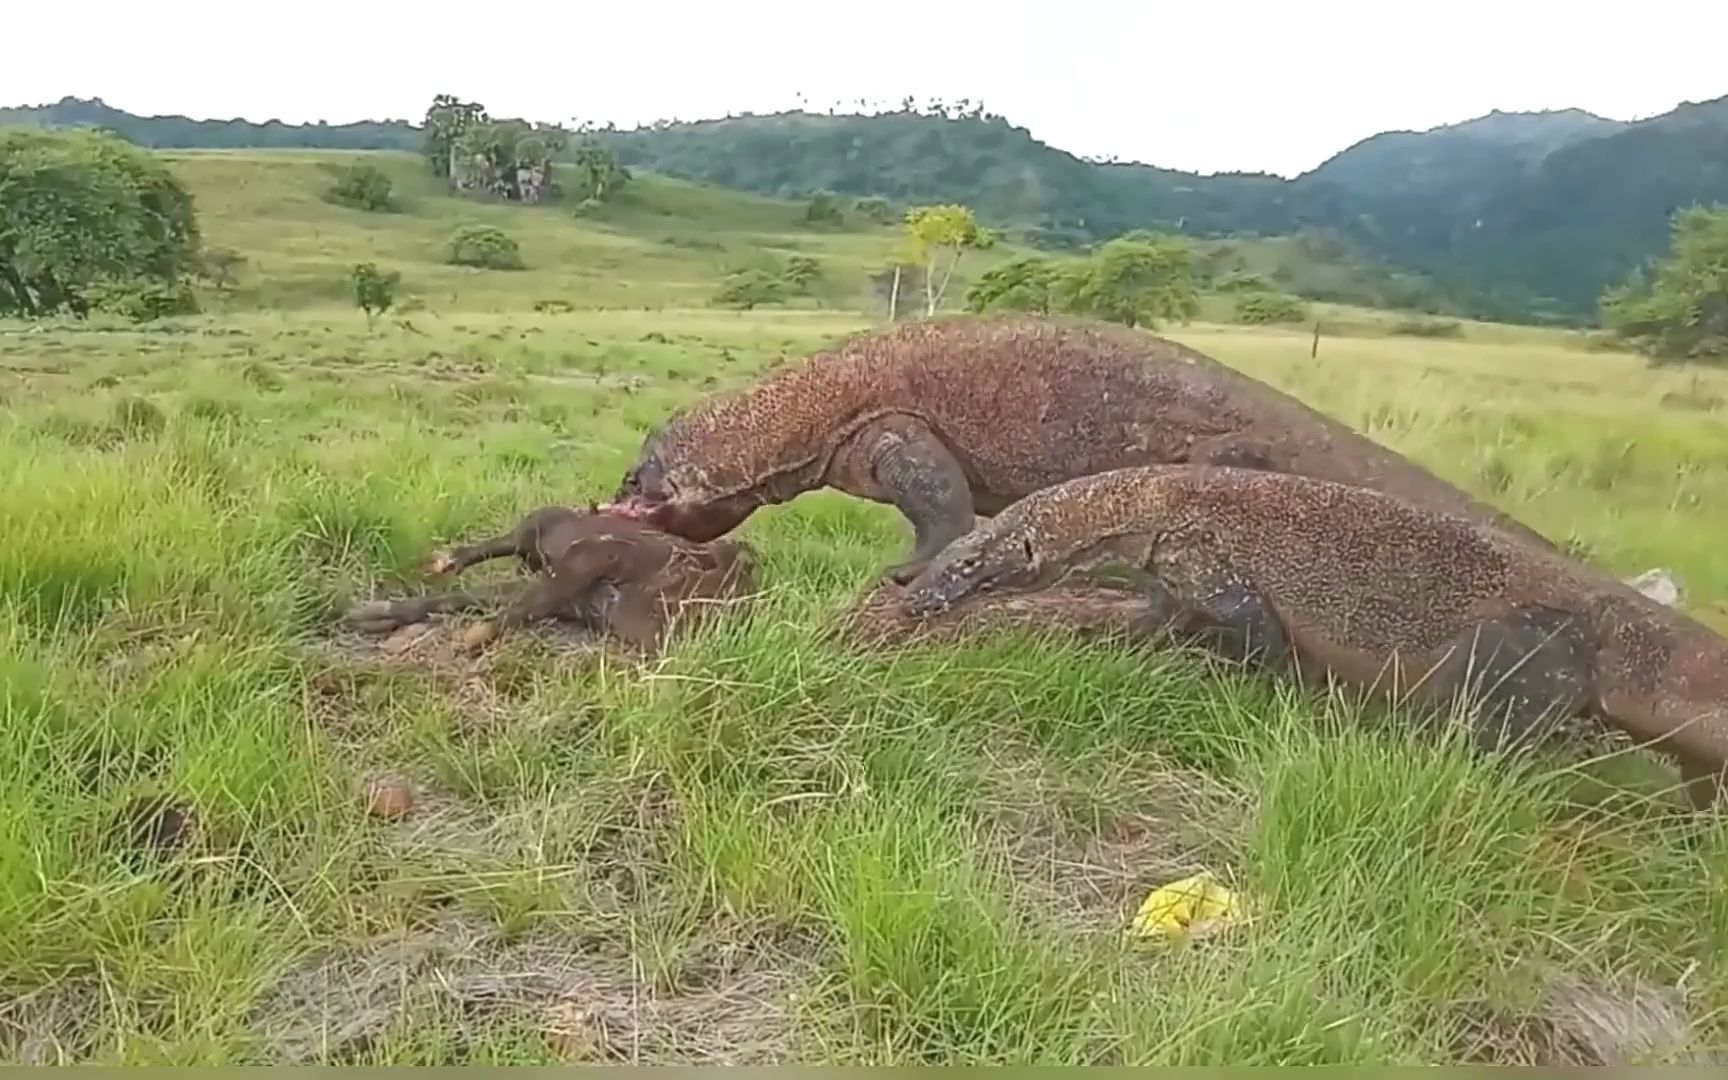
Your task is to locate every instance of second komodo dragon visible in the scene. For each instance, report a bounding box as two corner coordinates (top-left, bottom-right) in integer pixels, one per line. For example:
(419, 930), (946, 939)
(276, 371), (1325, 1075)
(606, 314), (1556, 583)
(900, 464), (1728, 811)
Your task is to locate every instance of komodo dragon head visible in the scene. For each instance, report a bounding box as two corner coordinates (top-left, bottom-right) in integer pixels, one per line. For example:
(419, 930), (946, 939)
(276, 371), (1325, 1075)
(900, 518), (1052, 617)
(605, 421), (762, 543)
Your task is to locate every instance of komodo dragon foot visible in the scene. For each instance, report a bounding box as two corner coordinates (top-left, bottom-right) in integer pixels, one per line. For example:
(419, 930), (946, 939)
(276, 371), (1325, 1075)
(1418, 605), (1594, 754)
(1149, 529), (1293, 672)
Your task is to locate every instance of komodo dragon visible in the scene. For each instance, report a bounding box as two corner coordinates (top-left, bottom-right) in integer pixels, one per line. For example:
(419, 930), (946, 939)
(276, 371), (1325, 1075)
(344, 505), (755, 653)
(898, 465), (1728, 810)
(605, 314), (1557, 584)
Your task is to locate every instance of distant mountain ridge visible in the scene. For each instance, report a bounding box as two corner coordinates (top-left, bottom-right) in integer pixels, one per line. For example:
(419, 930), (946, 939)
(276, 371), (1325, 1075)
(5, 93), (1726, 323)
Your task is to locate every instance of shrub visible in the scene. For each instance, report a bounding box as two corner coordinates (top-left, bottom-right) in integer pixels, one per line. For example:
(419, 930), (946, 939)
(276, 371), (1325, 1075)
(1213, 271), (1272, 293)
(86, 279), (200, 322)
(1388, 317), (1464, 339)
(445, 224), (525, 270)
(852, 196), (894, 223)
(1233, 291), (1309, 325)
(324, 163), (395, 212)
(351, 262), (400, 325)
(804, 191), (844, 227)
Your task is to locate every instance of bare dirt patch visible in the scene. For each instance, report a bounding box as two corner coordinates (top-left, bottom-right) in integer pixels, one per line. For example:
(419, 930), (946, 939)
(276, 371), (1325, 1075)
(251, 910), (815, 1064)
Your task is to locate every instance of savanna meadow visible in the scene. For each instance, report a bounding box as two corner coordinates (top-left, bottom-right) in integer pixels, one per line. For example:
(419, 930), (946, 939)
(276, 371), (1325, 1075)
(4, 92), (1728, 1065)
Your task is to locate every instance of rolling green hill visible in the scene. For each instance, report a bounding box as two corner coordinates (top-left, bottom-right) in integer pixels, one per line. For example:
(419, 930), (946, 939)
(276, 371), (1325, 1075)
(7, 93), (1728, 324)
(147, 148), (943, 315)
(108, 149), (1434, 326)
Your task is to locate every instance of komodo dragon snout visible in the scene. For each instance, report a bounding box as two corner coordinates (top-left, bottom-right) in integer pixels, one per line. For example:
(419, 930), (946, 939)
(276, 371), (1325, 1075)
(609, 443), (757, 543)
(902, 529), (1044, 617)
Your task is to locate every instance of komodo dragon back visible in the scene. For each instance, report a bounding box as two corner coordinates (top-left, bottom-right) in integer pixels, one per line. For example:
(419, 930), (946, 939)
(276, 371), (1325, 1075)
(633, 314), (1554, 552)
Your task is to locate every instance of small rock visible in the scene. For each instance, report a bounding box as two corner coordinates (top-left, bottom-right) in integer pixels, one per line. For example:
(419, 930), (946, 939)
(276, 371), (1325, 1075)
(1627, 568), (1682, 608)
(459, 620), (498, 653)
(544, 999), (609, 1062)
(364, 773), (416, 819)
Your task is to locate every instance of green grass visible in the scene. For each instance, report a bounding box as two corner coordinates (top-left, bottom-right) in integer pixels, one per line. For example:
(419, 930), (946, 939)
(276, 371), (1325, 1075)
(2, 150), (1728, 1064)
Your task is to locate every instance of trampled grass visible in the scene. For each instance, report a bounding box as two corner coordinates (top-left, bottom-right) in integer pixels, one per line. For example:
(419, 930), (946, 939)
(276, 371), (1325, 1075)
(2, 150), (1727, 1064)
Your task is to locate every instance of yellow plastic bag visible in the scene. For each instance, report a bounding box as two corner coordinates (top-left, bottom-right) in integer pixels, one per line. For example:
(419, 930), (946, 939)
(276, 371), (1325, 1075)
(1128, 871), (1243, 940)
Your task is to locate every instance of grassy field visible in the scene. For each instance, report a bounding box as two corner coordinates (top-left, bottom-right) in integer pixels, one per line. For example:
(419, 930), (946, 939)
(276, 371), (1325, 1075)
(2, 150), (1728, 1065)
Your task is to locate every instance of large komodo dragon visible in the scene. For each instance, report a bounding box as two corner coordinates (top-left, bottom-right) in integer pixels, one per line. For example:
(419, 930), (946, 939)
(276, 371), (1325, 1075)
(605, 314), (1557, 584)
(898, 464), (1728, 811)
(345, 505), (755, 653)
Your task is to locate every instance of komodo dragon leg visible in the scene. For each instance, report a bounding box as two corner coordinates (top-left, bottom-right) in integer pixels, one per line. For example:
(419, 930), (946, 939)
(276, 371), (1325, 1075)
(1414, 606), (1595, 755)
(1146, 530), (1292, 670)
(831, 415), (977, 586)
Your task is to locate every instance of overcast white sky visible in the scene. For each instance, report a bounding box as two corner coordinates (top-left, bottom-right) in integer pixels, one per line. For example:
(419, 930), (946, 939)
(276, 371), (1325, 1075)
(5, 0), (1725, 177)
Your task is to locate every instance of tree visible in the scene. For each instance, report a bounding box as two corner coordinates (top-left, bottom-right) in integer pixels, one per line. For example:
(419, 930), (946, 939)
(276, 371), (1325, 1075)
(903, 204), (996, 316)
(965, 255), (1065, 314)
(452, 118), (569, 203)
(351, 262), (399, 326)
(324, 162), (395, 211)
(0, 128), (201, 318)
(423, 94), (488, 180)
(1600, 204), (1728, 363)
(569, 140), (630, 204)
(713, 269), (787, 310)
(781, 255), (822, 294)
(445, 224), (525, 270)
(1063, 233), (1199, 328)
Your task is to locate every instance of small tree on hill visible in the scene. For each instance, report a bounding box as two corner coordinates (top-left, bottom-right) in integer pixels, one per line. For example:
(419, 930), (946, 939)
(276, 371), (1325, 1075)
(713, 269), (788, 310)
(1063, 233), (1199, 329)
(780, 255), (823, 295)
(569, 141), (631, 204)
(903, 204), (996, 317)
(351, 262), (400, 326)
(445, 224), (525, 270)
(804, 191), (844, 227)
(1601, 204), (1728, 364)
